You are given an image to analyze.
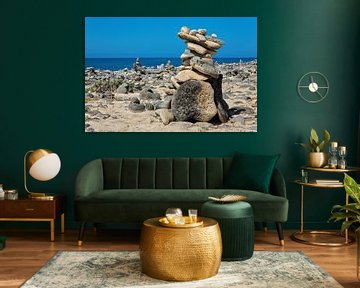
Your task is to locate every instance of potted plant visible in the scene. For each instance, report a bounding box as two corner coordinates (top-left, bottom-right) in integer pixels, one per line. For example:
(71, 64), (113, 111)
(296, 128), (330, 167)
(329, 173), (360, 279)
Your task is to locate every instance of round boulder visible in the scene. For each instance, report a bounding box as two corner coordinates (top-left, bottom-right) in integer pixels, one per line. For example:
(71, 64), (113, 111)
(172, 80), (217, 122)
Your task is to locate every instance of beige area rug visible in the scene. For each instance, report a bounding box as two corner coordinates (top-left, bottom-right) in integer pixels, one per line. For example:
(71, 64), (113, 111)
(21, 250), (342, 288)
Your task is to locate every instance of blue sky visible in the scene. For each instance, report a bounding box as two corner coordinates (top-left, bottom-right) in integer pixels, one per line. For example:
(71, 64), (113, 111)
(85, 17), (257, 58)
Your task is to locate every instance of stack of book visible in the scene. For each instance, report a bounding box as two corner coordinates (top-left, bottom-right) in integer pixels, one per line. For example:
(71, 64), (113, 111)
(314, 179), (341, 185)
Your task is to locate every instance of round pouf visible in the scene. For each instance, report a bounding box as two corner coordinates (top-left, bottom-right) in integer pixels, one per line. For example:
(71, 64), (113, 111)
(201, 201), (254, 261)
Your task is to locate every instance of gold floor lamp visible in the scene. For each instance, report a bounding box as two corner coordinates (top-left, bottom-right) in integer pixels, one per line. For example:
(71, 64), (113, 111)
(24, 148), (61, 199)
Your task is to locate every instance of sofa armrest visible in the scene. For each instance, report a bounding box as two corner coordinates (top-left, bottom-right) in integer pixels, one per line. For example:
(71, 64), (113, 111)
(75, 159), (104, 199)
(269, 168), (287, 198)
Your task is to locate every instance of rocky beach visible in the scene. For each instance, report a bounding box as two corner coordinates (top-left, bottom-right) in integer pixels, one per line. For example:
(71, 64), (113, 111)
(85, 27), (257, 132)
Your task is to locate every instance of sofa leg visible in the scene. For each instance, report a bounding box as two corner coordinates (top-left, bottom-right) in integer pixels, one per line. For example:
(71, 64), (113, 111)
(262, 222), (268, 232)
(275, 222), (284, 246)
(78, 222), (86, 246)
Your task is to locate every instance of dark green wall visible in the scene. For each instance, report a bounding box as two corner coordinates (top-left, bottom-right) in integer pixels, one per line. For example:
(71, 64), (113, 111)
(1, 0), (359, 230)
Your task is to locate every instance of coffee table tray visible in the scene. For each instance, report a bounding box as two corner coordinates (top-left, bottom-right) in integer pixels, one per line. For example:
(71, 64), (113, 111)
(159, 217), (203, 228)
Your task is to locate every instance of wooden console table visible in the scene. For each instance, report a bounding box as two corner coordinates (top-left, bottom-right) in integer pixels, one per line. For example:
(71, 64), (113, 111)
(0, 195), (65, 241)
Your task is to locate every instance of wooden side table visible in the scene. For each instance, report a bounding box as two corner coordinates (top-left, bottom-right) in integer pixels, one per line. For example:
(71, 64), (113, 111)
(291, 166), (359, 246)
(0, 195), (66, 241)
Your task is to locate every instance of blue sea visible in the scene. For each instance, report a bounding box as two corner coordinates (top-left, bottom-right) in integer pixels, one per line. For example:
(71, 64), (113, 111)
(85, 57), (256, 71)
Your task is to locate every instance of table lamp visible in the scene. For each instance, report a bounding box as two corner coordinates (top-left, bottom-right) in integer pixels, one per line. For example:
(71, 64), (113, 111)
(24, 149), (61, 199)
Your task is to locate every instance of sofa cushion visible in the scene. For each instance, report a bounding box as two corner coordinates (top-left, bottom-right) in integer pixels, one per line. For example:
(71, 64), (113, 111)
(75, 189), (288, 222)
(223, 153), (280, 193)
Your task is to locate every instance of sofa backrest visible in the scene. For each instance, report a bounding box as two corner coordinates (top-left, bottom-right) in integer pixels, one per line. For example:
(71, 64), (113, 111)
(102, 158), (233, 189)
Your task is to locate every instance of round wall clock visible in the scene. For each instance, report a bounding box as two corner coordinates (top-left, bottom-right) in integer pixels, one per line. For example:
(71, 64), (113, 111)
(297, 72), (329, 103)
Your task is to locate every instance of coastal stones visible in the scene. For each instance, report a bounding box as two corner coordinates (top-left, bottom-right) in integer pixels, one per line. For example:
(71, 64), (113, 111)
(156, 109), (174, 125)
(198, 28), (207, 35)
(187, 42), (208, 55)
(139, 88), (161, 100)
(133, 57), (143, 72)
(144, 103), (155, 110)
(170, 26), (230, 124)
(190, 56), (218, 79)
(180, 49), (194, 61)
(84, 59), (258, 132)
(172, 80), (217, 122)
(153, 99), (171, 110)
(204, 40), (221, 50)
(84, 24), (257, 131)
(170, 76), (180, 89)
(129, 102), (145, 112)
(178, 32), (201, 44)
(172, 26), (223, 88)
(180, 26), (190, 34)
(116, 83), (129, 94)
(174, 70), (208, 82)
(130, 97), (140, 104)
(208, 74), (229, 123)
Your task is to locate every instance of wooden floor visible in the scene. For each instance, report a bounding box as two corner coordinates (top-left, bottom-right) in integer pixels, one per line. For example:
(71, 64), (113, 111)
(0, 228), (358, 288)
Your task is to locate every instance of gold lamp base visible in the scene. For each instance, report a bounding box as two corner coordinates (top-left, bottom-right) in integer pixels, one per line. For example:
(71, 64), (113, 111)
(28, 192), (55, 200)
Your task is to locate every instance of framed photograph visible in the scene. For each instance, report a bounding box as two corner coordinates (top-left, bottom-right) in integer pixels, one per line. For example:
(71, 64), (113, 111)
(85, 17), (257, 132)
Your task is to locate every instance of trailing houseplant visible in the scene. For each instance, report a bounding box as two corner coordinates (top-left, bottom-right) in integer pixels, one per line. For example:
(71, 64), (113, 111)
(296, 128), (330, 167)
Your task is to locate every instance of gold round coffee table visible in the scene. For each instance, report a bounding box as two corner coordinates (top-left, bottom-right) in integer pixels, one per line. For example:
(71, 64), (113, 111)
(139, 217), (222, 281)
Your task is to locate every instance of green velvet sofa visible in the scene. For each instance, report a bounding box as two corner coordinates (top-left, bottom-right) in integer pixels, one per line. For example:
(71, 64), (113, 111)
(74, 157), (288, 245)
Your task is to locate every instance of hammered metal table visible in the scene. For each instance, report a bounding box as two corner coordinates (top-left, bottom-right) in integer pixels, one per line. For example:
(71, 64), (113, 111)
(139, 217), (222, 281)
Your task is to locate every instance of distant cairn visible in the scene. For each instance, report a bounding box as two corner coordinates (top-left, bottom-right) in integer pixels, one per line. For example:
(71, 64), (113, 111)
(171, 26), (223, 87)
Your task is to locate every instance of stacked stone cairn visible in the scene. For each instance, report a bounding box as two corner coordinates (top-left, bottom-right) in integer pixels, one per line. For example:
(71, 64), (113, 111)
(170, 26), (229, 123)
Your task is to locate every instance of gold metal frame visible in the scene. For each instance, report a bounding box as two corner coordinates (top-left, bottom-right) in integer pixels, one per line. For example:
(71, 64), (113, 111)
(291, 230), (354, 247)
(292, 179), (355, 246)
(24, 149), (54, 200)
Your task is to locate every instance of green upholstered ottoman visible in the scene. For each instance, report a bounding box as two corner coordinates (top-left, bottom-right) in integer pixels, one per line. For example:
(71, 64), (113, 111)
(201, 201), (254, 261)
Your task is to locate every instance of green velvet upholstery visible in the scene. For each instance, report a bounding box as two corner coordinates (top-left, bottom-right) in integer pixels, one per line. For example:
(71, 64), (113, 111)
(201, 201), (254, 261)
(98, 157), (234, 190)
(74, 157), (288, 237)
(75, 189), (287, 222)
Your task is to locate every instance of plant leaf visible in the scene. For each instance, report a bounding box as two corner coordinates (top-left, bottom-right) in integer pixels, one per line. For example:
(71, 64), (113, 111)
(295, 142), (312, 152)
(308, 137), (316, 152)
(331, 203), (360, 215)
(310, 128), (319, 144)
(341, 220), (358, 234)
(317, 140), (325, 152)
(329, 212), (357, 221)
(344, 173), (360, 204)
(323, 129), (330, 144)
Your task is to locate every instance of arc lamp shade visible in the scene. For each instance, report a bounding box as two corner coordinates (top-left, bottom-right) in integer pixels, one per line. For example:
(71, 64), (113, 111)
(28, 149), (61, 181)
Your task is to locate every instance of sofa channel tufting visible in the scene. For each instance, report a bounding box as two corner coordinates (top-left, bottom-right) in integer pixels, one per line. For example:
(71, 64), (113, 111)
(74, 157), (288, 245)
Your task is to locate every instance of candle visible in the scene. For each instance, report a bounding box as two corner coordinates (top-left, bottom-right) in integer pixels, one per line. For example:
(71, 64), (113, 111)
(338, 146), (346, 153)
(330, 142), (338, 148)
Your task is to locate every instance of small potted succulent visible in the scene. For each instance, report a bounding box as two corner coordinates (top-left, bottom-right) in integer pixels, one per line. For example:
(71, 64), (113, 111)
(296, 128), (330, 167)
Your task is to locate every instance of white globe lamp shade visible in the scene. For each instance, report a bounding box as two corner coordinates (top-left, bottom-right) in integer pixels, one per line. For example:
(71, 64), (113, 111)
(28, 150), (61, 181)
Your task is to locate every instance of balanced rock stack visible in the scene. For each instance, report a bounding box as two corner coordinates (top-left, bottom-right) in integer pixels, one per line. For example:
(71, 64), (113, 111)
(171, 27), (229, 123)
(171, 26), (223, 88)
